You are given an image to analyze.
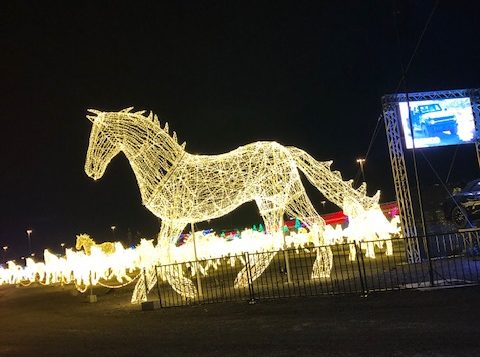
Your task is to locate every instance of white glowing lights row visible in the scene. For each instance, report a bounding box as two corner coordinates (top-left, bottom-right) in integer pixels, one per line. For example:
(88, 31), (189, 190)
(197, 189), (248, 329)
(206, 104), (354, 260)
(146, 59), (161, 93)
(84, 108), (387, 303)
(0, 236), (143, 288)
(0, 212), (400, 289)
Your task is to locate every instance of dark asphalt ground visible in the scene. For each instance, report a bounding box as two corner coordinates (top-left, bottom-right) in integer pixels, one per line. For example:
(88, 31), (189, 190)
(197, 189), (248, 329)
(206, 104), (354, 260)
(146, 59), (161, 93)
(1, 283), (479, 356)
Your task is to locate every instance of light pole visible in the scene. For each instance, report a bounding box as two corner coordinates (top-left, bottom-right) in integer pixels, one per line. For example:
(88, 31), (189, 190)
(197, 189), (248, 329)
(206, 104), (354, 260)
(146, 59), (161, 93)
(2, 246), (7, 262)
(356, 158), (366, 183)
(26, 229), (33, 255)
(111, 225), (116, 240)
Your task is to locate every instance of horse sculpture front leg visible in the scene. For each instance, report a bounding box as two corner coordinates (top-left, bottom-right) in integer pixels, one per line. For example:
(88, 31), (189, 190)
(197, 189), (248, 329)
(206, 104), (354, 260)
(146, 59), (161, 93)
(131, 266), (158, 304)
(234, 251), (278, 288)
(234, 208), (283, 288)
(132, 221), (198, 303)
(136, 220), (197, 301)
(159, 222), (198, 299)
(159, 263), (197, 299)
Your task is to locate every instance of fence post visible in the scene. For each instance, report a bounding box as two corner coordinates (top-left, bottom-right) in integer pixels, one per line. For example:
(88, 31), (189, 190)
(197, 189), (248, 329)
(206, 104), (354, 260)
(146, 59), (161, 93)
(89, 270), (93, 297)
(87, 270), (97, 303)
(354, 242), (368, 297)
(143, 268), (149, 302)
(280, 218), (292, 284)
(245, 252), (256, 304)
(154, 266), (162, 308)
(421, 234), (435, 287)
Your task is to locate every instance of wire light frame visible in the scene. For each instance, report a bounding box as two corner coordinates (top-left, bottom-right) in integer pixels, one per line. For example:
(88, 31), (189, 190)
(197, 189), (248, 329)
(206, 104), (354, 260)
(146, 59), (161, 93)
(84, 108), (380, 303)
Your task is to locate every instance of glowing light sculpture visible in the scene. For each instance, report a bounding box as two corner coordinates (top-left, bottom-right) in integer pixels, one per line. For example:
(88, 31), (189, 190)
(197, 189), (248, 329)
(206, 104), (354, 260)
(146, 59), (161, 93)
(25, 257), (46, 282)
(75, 234), (116, 255)
(84, 108), (380, 303)
(0, 218), (401, 293)
(342, 198), (401, 260)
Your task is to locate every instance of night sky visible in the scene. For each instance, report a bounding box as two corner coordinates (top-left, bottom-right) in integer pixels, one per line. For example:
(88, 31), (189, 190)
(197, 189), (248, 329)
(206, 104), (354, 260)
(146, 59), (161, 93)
(1, 1), (479, 258)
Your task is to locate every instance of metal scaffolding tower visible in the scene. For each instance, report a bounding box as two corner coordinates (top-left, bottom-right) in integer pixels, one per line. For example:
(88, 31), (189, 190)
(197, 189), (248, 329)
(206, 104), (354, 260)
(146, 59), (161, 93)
(382, 88), (480, 263)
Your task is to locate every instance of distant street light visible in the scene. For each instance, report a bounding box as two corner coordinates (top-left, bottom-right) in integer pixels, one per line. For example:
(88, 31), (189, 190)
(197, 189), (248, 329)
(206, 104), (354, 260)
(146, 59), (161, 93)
(26, 229), (33, 255)
(356, 158), (366, 183)
(111, 225), (117, 240)
(320, 201), (326, 211)
(2, 246), (8, 262)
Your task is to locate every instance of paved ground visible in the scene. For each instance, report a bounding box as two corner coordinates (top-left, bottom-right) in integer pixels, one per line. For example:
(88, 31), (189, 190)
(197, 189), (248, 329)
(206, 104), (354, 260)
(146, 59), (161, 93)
(1, 283), (479, 356)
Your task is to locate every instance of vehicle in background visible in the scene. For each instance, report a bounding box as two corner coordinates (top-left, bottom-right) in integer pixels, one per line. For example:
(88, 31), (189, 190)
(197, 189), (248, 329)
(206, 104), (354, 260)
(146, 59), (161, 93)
(443, 179), (480, 228)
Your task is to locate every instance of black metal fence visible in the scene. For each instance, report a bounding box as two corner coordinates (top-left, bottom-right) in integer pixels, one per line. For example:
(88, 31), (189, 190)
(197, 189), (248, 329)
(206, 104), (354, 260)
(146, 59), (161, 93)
(145, 230), (480, 308)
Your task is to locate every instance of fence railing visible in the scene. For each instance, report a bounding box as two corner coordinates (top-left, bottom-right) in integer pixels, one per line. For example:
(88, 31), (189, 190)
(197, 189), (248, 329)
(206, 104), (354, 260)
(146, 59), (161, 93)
(146, 230), (480, 308)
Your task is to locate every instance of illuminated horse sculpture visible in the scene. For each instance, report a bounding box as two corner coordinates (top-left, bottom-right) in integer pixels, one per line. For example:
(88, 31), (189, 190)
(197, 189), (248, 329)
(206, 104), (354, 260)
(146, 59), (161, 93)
(84, 108), (379, 303)
(75, 233), (116, 256)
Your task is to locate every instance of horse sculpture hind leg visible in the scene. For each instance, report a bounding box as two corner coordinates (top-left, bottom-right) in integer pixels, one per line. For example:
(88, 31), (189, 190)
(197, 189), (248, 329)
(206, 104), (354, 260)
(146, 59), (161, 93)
(284, 183), (333, 279)
(233, 206), (283, 289)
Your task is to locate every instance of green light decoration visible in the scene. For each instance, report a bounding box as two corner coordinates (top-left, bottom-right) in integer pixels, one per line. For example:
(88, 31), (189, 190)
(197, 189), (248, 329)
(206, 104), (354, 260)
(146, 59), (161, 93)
(295, 218), (302, 231)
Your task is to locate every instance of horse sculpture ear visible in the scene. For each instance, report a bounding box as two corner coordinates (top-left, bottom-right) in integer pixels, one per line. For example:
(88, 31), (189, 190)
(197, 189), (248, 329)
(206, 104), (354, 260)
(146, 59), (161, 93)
(86, 109), (102, 123)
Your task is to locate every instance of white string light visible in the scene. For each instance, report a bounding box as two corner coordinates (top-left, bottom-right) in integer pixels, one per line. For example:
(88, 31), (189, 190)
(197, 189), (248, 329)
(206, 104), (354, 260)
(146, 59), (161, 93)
(0, 220), (400, 297)
(0, 108), (400, 305)
(83, 108), (384, 303)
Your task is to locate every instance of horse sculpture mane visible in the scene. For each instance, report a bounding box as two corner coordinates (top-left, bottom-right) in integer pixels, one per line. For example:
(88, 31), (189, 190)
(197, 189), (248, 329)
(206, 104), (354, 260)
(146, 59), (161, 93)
(87, 107), (186, 150)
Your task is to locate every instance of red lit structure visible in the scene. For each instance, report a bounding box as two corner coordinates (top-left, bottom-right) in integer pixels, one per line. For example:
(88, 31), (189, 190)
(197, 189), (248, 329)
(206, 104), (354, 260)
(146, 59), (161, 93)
(285, 201), (399, 228)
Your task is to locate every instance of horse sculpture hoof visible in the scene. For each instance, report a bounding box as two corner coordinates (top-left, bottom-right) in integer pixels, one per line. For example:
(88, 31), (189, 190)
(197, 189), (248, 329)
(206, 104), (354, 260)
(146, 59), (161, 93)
(233, 272), (249, 288)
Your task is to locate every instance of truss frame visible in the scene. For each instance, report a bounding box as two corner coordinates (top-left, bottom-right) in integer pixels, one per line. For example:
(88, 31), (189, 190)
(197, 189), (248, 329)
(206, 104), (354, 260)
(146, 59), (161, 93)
(382, 88), (480, 263)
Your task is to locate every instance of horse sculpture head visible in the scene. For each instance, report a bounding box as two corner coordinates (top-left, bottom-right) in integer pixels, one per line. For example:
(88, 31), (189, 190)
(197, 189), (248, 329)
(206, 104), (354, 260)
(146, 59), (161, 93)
(85, 109), (123, 180)
(75, 233), (93, 251)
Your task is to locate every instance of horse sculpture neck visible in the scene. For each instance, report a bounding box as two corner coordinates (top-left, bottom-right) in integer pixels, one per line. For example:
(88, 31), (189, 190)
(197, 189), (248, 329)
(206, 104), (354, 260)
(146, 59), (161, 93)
(103, 111), (186, 204)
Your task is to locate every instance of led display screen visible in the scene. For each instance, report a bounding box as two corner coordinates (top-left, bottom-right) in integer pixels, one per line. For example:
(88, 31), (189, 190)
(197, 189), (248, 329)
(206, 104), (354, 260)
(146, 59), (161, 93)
(399, 97), (476, 149)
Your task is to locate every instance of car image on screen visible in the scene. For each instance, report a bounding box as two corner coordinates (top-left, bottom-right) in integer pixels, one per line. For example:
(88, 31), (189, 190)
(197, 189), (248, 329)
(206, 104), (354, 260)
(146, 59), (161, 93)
(411, 103), (458, 138)
(399, 97), (476, 149)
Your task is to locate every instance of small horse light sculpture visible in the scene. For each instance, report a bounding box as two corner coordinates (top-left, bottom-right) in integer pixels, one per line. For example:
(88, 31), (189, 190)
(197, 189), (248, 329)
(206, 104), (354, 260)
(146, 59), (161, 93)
(75, 234), (116, 256)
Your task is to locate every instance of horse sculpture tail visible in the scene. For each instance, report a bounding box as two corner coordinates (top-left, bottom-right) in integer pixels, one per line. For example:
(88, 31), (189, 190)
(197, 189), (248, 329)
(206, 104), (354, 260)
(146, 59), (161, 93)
(288, 146), (380, 210)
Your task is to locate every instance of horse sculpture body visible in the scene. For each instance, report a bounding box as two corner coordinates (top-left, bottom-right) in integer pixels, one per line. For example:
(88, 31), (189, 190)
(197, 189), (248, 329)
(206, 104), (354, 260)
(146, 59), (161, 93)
(84, 108), (379, 303)
(75, 234), (116, 256)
